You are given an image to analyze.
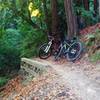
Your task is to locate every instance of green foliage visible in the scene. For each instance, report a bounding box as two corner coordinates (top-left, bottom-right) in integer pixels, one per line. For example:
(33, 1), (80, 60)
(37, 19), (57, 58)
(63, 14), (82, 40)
(0, 1), (14, 29)
(85, 34), (95, 46)
(74, 0), (99, 27)
(2, 29), (22, 48)
(0, 29), (21, 74)
(0, 46), (20, 72)
(85, 29), (100, 62)
(75, 7), (98, 26)
(17, 22), (47, 57)
(0, 77), (9, 87)
(85, 29), (100, 47)
(94, 29), (100, 40)
(20, 29), (47, 57)
(0, 27), (6, 39)
(81, 10), (98, 25)
(90, 52), (100, 62)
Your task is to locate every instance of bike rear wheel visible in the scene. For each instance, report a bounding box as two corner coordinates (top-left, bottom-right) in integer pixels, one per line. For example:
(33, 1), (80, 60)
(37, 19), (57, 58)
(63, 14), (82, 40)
(39, 43), (52, 59)
(67, 42), (83, 61)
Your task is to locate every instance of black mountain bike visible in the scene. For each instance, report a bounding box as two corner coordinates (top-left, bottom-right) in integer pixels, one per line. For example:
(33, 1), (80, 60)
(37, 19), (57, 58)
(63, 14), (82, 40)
(39, 36), (83, 61)
(54, 38), (83, 61)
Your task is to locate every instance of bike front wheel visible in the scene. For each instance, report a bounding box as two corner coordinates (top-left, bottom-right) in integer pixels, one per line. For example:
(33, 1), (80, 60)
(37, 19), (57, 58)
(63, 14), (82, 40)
(67, 42), (83, 61)
(39, 43), (52, 59)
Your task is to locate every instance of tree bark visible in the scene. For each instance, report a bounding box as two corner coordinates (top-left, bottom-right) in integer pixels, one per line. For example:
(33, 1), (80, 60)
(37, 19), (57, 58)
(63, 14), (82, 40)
(42, 0), (51, 35)
(75, 0), (82, 6)
(94, 0), (98, 15)
(64, 0), (78, 39)
(51, 0), (61, 51)
(99, 0), (100, 16)
(83, 0), (89, 11)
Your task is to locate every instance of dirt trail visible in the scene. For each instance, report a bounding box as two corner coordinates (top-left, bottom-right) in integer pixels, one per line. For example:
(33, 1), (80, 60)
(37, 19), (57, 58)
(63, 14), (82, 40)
(1, 56), (100, 100)
(36, 56), (100, 100)
(1, 67), (82, 100)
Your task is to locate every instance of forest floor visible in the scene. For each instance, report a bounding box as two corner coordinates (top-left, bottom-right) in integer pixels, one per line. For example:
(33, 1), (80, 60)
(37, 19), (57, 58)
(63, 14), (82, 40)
(0, 55), (100, 100)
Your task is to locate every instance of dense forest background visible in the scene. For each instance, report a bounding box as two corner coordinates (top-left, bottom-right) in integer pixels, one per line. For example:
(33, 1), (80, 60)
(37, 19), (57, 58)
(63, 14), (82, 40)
(0, 0), (100, 87)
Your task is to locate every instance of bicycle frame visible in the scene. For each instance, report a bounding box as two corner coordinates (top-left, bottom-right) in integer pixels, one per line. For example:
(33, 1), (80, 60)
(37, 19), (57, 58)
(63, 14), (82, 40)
(55, 40), (77, 59)
(63, 40), (78, 54)
(44, 39), (53, 53)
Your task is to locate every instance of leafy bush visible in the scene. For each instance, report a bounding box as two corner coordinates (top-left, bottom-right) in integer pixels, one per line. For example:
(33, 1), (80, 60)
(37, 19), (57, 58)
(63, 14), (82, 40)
(85, 29), (100, 47)
(85, 29), (100, 62)
(0, 25), (47, 74)
(75, 6), (99, 27)
(0, 29), (21, 74)
(0, 77), (9, 87)
(90, 52), (100, 62)
(81, 9), (98, 25)
(20, 29), (47, 57)
(85, 34), (95, 46)
(0, 47), (20, 73)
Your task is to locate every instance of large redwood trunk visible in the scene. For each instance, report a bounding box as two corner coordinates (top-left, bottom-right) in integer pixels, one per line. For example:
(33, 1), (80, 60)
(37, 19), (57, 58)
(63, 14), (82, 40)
(94, 0), (98, 15)
(64, 0), (78, 39)
(42, 0), (51, 35)
(75, 0), (82, 6)
(99, 0), (100, 16)
(51, 0), (61, 51)
(83, 0), (89, 10)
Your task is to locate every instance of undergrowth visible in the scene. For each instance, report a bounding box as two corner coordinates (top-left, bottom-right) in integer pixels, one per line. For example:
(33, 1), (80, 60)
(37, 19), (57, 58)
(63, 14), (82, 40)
(0, 77), (9, 87)
(90, 52), (100, 62)
(85, 29), (100, 62)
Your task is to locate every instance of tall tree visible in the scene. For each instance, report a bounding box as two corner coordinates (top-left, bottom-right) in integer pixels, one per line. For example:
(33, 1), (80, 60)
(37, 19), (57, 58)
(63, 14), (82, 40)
(42, 0), (51, 35)
(64, 0), (78, 39)
(99, 0), (100, 16)
(83, 0), (89, 10)
(94, 0), (98, 15)
(75, 0), (82, 6)
(51, 0), (61, 51)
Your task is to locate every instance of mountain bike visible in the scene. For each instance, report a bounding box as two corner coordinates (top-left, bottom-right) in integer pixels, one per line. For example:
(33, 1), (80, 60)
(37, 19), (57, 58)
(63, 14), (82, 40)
(54, 37), (83, 61)
(39, 36), (54, 59)
(39, 36), (83, 61)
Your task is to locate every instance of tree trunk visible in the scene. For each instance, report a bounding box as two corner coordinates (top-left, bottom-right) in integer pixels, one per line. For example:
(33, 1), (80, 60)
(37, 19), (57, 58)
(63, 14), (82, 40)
(42, 0), (51, 35)
(75, 0), (82, 6)
(83, 0), (89, 10)
(99, 0), (100, 16)
(64, 0), (78, 39)
(94, 0), (98, 15)
(51, 0), (61, 51)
